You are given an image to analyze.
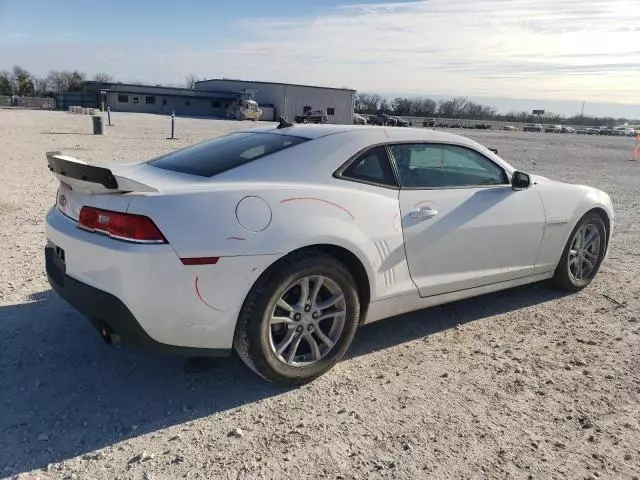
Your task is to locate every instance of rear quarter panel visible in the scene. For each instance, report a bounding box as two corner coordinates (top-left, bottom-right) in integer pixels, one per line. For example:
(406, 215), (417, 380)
(126, 179), (414, 304)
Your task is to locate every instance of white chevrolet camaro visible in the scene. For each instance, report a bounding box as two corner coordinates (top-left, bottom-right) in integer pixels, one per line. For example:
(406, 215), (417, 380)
(45, 122), (614, 383)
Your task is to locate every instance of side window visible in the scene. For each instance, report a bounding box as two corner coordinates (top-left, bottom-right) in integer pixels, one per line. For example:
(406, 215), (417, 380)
(340, 146), (397, 187)
(390, 144), (507, 188)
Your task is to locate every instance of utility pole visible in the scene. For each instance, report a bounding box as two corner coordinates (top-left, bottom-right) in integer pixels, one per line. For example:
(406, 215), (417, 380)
(581, 101), (585, 120)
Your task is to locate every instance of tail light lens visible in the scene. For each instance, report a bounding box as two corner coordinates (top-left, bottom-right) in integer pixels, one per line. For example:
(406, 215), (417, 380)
(78, 207), (167, 244)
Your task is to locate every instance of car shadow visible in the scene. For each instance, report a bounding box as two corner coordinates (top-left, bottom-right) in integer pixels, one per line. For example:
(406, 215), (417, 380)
(0, 283), (567, 474)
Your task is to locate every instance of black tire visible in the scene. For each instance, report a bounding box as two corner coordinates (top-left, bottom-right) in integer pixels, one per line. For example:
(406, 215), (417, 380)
(552, 212), (607, 292)
(233, 250), (360, 384)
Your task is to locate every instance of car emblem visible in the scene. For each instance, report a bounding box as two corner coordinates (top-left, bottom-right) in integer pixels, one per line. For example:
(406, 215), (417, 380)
(59, 194), (67, 207)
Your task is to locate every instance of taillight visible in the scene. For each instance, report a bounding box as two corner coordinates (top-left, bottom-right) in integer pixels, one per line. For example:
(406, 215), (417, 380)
(78, 207), (166, 244)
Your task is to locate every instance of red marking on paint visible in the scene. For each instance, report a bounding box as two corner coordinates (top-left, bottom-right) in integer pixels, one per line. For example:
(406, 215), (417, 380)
(195, 276), (221, 311)
(280, 197), (355, 220)
(227, 236), (246, 241)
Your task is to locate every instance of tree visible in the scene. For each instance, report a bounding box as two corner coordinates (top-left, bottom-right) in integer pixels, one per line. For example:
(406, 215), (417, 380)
(12, 65), (35, 96)
(438, 97), (468, 118)
(185, 73), (198, 89)
(34, 77), (49, 97)
(65, 71), (85, 91)
(0, 71), (12, 95)
(46, 70), (67, 93)
(93, 72), (113, 83)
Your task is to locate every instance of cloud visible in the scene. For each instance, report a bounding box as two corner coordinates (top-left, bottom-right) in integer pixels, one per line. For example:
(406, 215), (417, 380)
(0, 0), (638, 104)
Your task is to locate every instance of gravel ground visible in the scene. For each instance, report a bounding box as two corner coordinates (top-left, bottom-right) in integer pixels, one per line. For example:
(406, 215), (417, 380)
(1, 109), (639, 480)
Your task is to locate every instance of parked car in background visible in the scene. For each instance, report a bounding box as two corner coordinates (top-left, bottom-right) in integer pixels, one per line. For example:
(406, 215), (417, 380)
(502, 125), (517, 131)
(613, 127), (635, 137)
(561, 126), (576, 134)
(423, 118), (438, 128)
(545, 125), (562, 133)
(586, 128), (598, 135)
(374, 114), (408, 127)
(374, 114), (397, 126)
(294, 110), (328, 124)
(576, 128), (588, 135)
(353, 113), (367, 125)
(598, 126), (614, 136)
(523, 123), (543, 132)
(45, 124), (614, 383)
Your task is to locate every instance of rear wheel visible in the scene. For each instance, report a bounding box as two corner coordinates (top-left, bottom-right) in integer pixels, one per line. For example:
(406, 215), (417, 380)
(234, 251), (360, 384)
(552, 212), (607, 291)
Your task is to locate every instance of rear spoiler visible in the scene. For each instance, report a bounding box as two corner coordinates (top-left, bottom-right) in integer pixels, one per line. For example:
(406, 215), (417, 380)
(46, 151), (157, 194)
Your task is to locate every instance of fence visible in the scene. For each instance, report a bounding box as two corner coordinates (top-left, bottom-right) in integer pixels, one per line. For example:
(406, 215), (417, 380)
(0, 96), (56, 109)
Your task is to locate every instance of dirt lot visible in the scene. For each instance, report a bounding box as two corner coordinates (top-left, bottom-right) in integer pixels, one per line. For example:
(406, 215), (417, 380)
(1, 109), (638, 480)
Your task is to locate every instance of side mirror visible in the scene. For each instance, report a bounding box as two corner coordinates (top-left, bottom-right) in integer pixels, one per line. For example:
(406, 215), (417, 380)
(511, 171), (531, 190)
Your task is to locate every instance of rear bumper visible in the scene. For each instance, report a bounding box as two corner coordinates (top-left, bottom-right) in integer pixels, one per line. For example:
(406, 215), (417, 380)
(45, 244), (229, 356)
(45, 206), (282, 352)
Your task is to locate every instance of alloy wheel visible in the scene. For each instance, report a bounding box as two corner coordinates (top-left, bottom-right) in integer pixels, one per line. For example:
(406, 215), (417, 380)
(268, 275), (346, 367)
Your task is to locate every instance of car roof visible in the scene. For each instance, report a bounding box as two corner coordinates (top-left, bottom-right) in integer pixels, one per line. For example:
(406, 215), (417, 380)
(250, 123), (471, 142)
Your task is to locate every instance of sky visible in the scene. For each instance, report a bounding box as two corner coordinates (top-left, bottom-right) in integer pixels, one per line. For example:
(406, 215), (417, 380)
(1, 0), (639, 117)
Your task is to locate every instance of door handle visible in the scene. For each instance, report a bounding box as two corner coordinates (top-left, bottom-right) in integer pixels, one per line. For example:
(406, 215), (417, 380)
(410, 207), (438, 220)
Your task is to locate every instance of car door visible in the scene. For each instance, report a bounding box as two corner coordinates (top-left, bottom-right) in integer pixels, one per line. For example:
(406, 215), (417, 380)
(391, 143), (545, 297)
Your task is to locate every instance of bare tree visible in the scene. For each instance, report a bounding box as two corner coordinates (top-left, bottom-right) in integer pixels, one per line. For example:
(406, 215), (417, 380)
(34, 77), (49, 97)
(46, 71), (67, 93)
(185, 73), (198, 89)
(93, 72), (113, 83)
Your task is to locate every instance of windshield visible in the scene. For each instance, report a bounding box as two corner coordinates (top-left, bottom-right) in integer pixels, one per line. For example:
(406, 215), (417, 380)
(148, 132), (308, 177)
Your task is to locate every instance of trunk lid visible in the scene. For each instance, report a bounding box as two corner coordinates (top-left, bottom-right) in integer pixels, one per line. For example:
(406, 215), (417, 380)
(47, 151), (212, 221)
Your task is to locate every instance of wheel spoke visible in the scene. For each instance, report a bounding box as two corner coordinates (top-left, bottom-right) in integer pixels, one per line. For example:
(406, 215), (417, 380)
(583, 230), (599, 249)
(296, 277), (310, 308)
(584, 250), (598, 261)
(309, 276), (324, 307)
(285, 334), (303, 364)
(276, 298), (294, 313)
(317, 310), (346, 322)
(276, 329), (296, 355)
(270, 315), (293, 325)
(314, 329), (335, 349)
(316, 292), (344, 310)
(306, 334), (321, 361)
(583, 257), (595, 272)
(576, 226), (586, 248)
(575, 264), (582, 280)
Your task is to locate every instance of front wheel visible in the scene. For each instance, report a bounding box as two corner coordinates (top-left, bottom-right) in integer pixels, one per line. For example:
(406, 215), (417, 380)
(552, 212), (607, 291)
(234, 251), (360, 384)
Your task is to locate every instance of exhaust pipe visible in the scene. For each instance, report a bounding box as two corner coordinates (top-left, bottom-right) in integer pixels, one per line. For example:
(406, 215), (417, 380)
(98, 323), (121, 345)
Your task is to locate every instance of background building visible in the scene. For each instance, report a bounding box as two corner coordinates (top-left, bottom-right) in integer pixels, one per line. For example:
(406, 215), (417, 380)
(195, 79), (355, 124)
(65, 82), (239, 117)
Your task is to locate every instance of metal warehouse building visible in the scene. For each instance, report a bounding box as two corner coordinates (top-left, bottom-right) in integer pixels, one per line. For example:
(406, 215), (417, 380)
(195, 78), (356, 124)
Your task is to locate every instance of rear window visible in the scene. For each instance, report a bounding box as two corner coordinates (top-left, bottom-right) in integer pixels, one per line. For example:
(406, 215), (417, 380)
(148, 132), (308, 177)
